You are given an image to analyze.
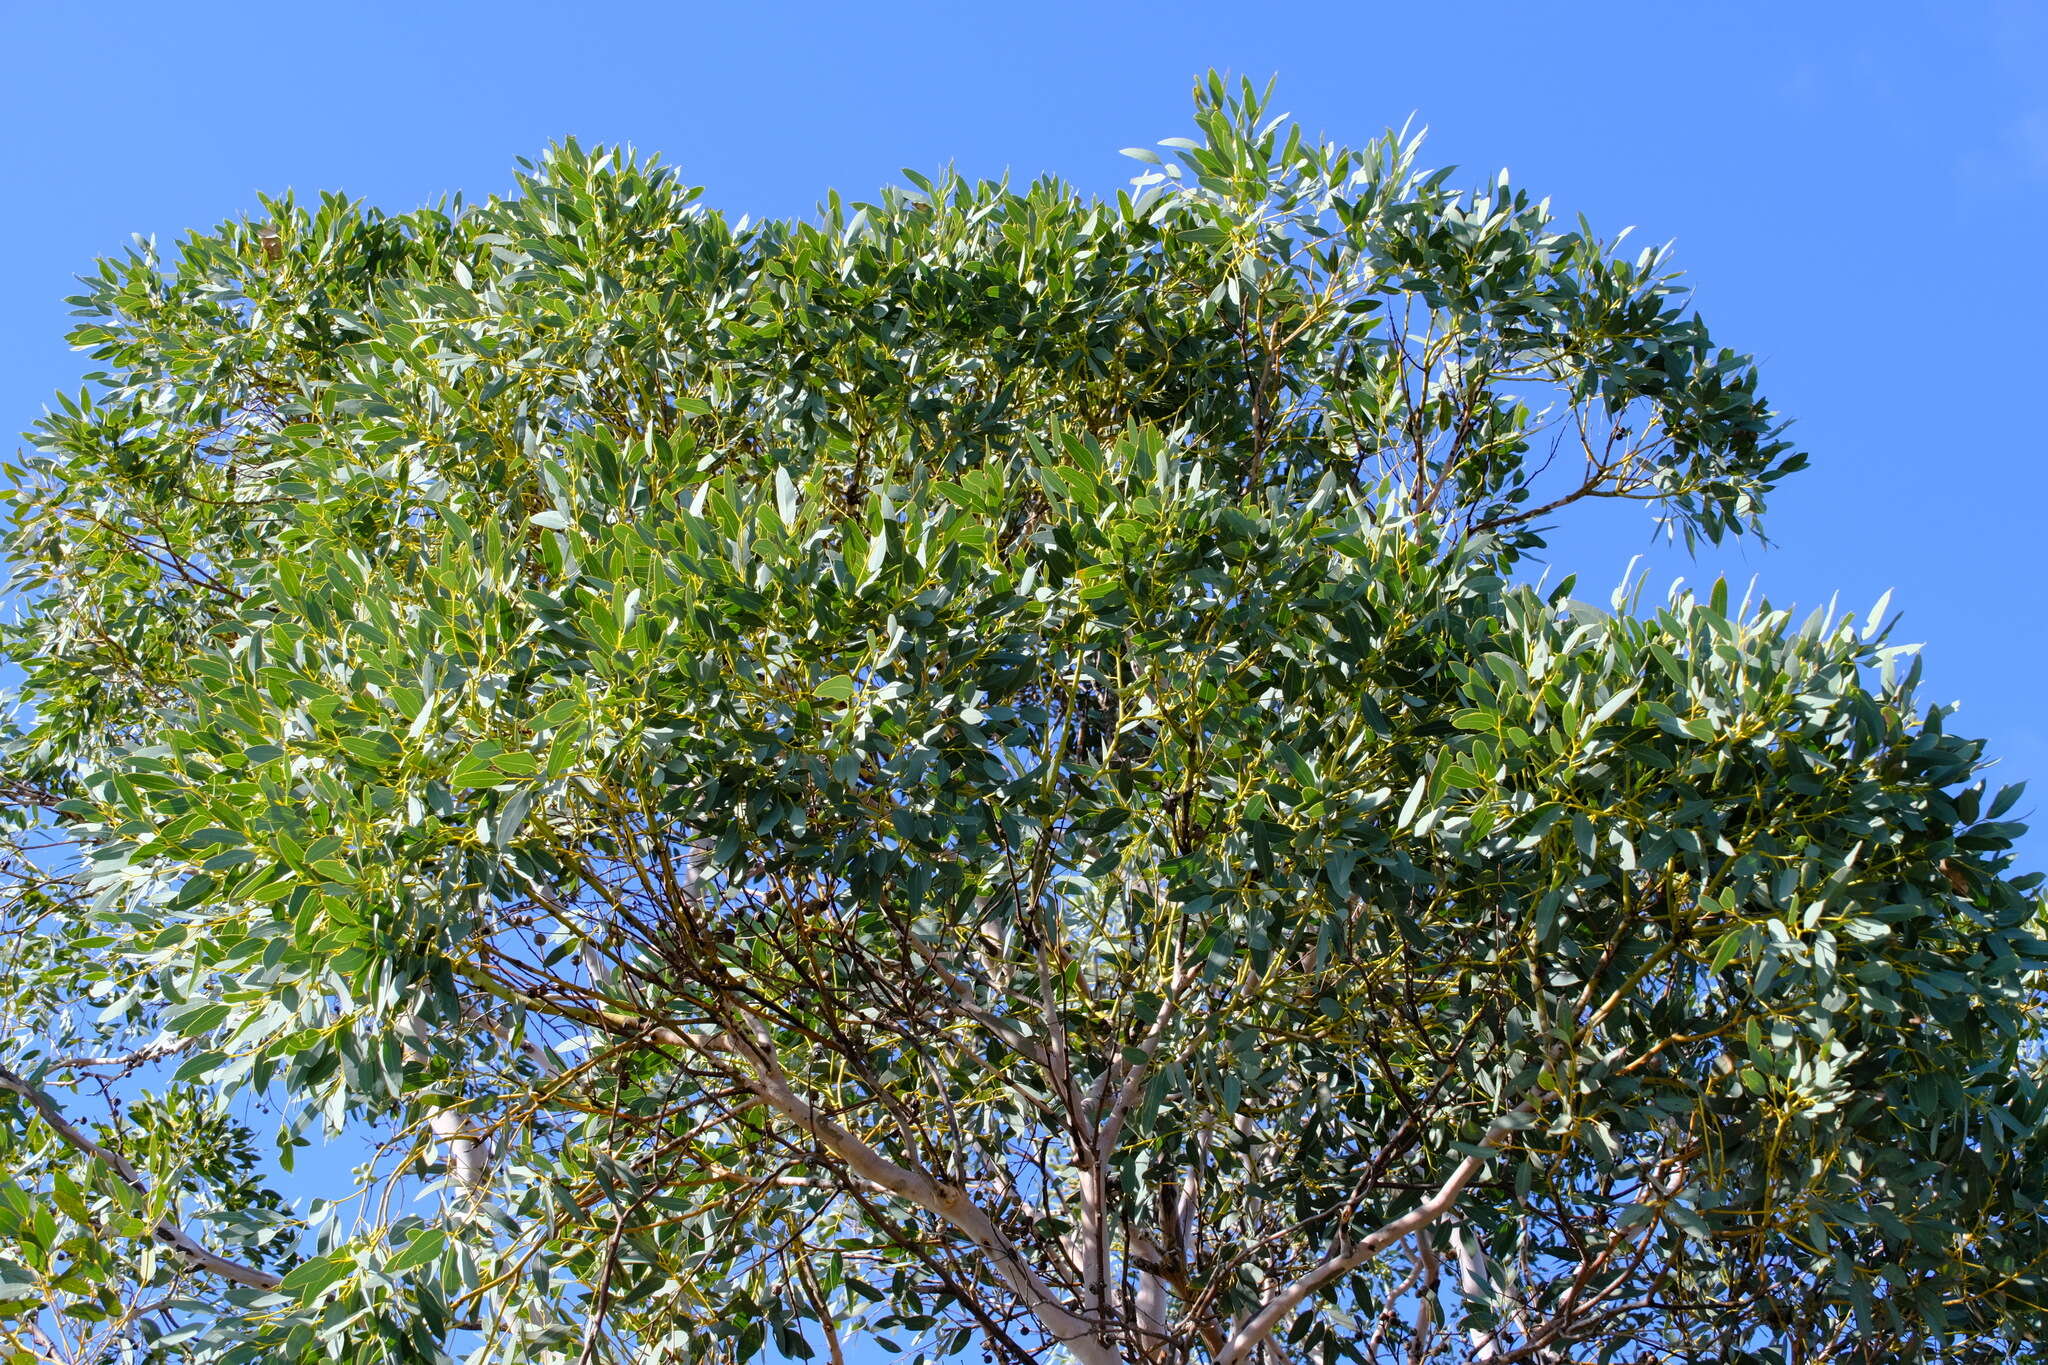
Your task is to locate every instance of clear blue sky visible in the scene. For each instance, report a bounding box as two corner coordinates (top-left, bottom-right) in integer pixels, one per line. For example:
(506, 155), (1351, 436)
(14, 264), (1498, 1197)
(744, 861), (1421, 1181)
(5, 0), (2045, 1283)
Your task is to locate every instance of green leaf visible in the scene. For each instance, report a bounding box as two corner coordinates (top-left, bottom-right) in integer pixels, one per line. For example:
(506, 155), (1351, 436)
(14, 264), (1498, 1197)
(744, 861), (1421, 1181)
(1664, 1204), (1713, 1242)
(448, 766), (500, 789)
(277, 1254), (351, 1303)
(1324, 849), (1361, 898)
(1707, 929), (1744, 974)
(386, 1227), (447, 1275)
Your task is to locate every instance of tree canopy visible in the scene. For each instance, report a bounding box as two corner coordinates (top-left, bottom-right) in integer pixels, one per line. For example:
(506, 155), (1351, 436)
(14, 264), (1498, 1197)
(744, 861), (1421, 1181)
(2, 76), (2044, 1365)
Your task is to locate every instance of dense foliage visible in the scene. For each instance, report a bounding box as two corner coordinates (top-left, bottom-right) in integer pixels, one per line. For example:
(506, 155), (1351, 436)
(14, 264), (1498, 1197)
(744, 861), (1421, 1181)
(2, 77), (2043, 1364)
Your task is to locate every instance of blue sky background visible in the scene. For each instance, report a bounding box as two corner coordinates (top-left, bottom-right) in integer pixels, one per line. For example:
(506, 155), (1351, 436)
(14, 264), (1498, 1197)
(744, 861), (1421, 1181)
(3, 0), (2045, 1340)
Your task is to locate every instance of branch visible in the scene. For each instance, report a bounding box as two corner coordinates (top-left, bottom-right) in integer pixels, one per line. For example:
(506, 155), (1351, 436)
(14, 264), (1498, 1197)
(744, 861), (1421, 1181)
(1360, 1239), (1426, 1361)
(1091, 957), (1200, 1162)
(1450, 1219), (1501, 1361)
(710, 1028), (1120, 1365)
(905, 934), (1064, 1116)
(44, 1036), (194, 1076)
(1213, 1104), (1533, 1365)
(463, 963), (1118, 1362)
(0, 1062), (281, 1291)
(1410, 1233), (1439, 1365)
(490, 959), (1113, 1365)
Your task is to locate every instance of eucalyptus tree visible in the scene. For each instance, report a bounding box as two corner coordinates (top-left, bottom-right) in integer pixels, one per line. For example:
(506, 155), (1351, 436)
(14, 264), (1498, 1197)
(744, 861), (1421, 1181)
(2, 76), (2044, 1365)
